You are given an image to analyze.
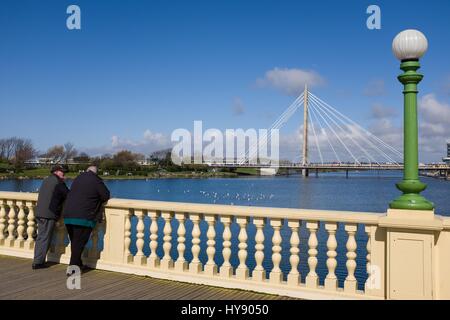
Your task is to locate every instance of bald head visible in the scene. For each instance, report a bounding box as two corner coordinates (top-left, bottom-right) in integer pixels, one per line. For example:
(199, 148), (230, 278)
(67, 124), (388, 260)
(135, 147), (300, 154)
(87, 166), (98, 174)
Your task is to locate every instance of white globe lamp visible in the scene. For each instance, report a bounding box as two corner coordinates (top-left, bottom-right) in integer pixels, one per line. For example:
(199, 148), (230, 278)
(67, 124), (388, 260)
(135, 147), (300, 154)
(392, 29), (428, 61)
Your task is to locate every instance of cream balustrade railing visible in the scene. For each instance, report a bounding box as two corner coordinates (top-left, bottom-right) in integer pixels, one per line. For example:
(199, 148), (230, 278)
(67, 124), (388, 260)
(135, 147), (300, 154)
(1, 191), (450, 300)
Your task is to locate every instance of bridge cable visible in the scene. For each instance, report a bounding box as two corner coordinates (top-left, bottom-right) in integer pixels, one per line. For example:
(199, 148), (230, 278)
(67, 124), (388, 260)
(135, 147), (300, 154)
(309, 97), (381, 165)
(240, 93), (304, 165)
(309, 93), (401, 165)
(309, 93), (403, 160)
(240, 94), (303, 164)
(309, 93), (399, 164)
(309, 100), (361, 164)
(308, 103), (342, 164)
(243, 98), (303, 165)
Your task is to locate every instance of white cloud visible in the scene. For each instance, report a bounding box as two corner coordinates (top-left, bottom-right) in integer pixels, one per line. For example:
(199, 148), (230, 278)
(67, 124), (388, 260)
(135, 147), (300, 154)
(419, 94), (450, 124)
(365, 94), (450, 162)
(143, 130), (169, 146)
(368, 118), (403, 151)
(111, 135), (136, 148)
(370, 103), (397, 119)
(82, 130), (171, 156)
(418, 94), (450, 159)
(256, 67), (325, 96)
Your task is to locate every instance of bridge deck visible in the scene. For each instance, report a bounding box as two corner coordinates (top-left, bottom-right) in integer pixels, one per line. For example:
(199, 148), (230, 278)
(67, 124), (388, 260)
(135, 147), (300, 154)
(0, 255), (295, 300)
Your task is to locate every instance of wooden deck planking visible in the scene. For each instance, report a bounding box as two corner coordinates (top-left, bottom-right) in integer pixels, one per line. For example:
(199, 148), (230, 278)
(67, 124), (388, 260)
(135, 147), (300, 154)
(0, 255), (296, 300)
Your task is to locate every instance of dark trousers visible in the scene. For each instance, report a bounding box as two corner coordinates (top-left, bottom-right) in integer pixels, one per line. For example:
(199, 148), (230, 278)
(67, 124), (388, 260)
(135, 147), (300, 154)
(66, 224), (93, 267)
(33, 218), (56, 265)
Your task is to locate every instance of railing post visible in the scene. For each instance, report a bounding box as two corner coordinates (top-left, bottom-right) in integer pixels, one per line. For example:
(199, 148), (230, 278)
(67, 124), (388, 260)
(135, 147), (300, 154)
(269, 218), (283, 284)
(0, 200), (8, 245)
(124, 209), (134, 263)
(189, 213), (202, 273)
(204, 214), (217, 276)
(344, 223), (358, 293)
(175, 212), (188, 272)
(305, 221), (319, 288)
(324, 222), (338, 291)
(287, 219), (300, 286)
(219, 215), (233, 278)
(133, 209), (146, 265)
(147, 210), (160, 268)
(252, 217), (266, 282)
(6, 201), (16, 247)
(236, 216), (249, 280)
(25, 201), (36, 250)
(15, 201), (26, 248)
(161, 211), (174, 270)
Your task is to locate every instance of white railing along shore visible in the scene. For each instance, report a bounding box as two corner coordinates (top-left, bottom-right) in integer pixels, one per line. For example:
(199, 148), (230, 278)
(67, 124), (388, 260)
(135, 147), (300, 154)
(0, 191), (449, 300)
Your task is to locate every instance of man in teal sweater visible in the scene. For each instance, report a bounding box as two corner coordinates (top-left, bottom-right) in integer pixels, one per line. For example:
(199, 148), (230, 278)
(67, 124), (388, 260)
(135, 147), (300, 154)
(62, 165), (110, 270)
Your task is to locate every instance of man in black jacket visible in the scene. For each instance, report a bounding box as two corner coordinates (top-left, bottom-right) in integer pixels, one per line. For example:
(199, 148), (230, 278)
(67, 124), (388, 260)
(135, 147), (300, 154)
(62, 165), (110, 269)
(33, 165), (69, 269)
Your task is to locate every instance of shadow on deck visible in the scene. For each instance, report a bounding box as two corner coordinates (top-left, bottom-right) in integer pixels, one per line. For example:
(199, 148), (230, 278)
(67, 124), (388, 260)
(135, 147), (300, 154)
(0, 255), (296, 300)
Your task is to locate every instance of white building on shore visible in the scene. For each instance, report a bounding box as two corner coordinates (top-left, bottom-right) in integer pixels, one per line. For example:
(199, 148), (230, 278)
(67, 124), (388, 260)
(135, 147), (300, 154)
(444, 142), (450, 164)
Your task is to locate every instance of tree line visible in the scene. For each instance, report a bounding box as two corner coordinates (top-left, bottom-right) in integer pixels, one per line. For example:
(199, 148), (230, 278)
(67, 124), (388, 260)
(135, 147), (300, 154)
(0, 138), (81, 168)
(0, 137), (36, 168)
(0, 137), (212, 175)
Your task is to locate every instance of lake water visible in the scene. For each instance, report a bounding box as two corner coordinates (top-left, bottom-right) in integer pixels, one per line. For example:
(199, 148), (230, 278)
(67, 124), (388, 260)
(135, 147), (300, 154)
(2, 171), (449, 214)
(1, 171), (449, 290)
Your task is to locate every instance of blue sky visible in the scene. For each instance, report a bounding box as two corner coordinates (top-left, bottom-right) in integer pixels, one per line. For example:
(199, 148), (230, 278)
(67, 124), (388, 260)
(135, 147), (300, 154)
(1, 0), (450, 162)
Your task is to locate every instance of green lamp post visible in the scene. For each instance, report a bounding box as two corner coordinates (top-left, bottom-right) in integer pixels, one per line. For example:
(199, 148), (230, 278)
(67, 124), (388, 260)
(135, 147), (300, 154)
(390, 29), (434, 210)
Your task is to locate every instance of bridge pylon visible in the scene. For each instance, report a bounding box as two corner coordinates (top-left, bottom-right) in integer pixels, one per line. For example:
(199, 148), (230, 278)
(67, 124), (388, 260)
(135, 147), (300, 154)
(302, 84), (309, 177)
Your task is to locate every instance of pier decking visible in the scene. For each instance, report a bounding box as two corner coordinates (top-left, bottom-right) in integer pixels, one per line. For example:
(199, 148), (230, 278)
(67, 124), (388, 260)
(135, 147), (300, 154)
(0, 255), (294, 300)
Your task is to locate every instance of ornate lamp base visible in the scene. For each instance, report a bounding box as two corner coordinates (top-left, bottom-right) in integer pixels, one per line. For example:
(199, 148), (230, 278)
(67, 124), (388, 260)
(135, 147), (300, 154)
(390, 180), (434, 210)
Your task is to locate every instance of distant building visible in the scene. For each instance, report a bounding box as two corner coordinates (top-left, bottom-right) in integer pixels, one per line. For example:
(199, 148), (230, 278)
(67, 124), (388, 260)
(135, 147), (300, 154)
(443, 142), (450, 164)
(136, 158), (157, 166)
(24, 157), (82, 167)
(24, 157), (58, 167)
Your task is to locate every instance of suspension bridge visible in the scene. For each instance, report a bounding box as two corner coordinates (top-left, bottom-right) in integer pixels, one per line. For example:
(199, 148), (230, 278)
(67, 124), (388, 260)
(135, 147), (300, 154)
(207, 85), (450, 176)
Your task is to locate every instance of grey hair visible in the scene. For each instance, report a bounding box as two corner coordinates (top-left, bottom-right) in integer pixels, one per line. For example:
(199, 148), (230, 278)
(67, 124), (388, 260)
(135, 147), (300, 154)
(87, 166), (98, 174)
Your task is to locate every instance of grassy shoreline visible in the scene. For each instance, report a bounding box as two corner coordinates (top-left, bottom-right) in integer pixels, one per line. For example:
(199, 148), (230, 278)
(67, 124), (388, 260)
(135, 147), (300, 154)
(0, 167), (255, 180)
(0, 166), (264, 180)
(0, 172), (241, 180)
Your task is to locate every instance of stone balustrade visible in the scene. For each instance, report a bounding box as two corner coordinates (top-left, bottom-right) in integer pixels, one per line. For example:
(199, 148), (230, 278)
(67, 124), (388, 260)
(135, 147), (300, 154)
(1, 191), (450, 299)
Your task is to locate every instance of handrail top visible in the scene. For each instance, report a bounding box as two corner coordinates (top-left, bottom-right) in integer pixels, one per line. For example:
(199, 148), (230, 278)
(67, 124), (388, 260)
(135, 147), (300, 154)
(0, 191), (383, 223)
(0, 191), (38, 202)
(442, 216), (450, 229)
(3, 191), (449, 226)
(106, 198), (384, 223)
